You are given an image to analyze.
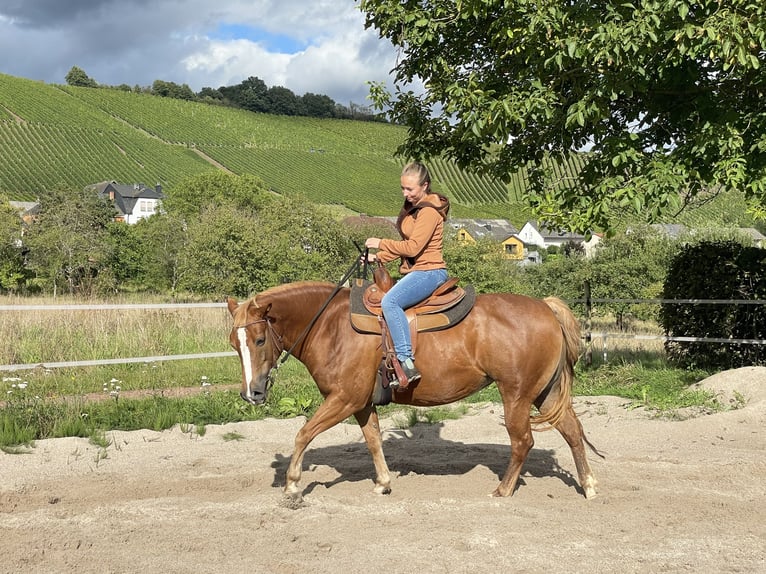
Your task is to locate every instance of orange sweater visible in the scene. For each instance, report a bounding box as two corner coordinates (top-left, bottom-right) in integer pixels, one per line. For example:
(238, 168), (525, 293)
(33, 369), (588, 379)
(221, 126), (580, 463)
(377, 193), (450, 274)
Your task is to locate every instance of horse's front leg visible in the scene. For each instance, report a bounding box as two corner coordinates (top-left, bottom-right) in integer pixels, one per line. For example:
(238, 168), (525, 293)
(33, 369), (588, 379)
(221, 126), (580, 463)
(284, 395), (359, 500)
(354, 403), (391, 495)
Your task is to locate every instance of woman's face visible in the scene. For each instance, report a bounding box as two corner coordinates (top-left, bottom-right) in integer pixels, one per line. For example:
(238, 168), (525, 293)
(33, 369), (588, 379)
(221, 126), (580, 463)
(400, 173), (428, 204)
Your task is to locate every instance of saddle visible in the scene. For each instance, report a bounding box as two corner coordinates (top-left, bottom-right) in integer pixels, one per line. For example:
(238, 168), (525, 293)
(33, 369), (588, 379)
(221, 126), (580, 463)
(350, 266), (475, 335)
(350, 265), (475, 401)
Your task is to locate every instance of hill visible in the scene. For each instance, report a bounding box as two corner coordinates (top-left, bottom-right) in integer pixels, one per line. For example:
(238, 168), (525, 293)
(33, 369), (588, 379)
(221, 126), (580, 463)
(0, 73), (759, 230)
(0, 73), (534, 223)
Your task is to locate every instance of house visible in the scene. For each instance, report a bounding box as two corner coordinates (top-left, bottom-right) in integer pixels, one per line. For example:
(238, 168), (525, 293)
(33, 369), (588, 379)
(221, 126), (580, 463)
(449, 218), (524, 260)
(87, 181), (163, 224)
(518, 220), (585, 250)
(9, 200), (41, 225)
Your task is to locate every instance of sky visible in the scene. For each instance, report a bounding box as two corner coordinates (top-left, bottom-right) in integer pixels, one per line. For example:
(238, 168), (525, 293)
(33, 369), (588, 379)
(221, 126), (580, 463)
(0, 0), (399, 107)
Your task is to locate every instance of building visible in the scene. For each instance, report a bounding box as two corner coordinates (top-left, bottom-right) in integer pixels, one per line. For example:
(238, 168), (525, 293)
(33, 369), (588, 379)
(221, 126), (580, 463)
(449, 218), (525, 260)
(518, 220), (585, 250)
(87, 181), (164, 224)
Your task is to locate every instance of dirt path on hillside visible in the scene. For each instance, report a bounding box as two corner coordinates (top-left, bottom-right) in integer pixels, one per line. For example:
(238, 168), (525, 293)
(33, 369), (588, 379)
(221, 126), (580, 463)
(1, 367), (764, 574)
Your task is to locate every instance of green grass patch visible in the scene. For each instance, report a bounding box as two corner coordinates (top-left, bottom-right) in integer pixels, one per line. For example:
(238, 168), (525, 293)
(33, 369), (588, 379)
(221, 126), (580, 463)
(0, 353), (726, 449)
(576, 362), (718, 412)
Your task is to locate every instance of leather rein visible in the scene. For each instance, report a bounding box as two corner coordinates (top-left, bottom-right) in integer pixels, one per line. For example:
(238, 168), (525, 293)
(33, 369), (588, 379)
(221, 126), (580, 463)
(241, 250), (367, 388)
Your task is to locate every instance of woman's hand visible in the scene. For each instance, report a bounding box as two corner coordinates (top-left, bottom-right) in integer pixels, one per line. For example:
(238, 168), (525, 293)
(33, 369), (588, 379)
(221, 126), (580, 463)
(365, 237), (381, 250)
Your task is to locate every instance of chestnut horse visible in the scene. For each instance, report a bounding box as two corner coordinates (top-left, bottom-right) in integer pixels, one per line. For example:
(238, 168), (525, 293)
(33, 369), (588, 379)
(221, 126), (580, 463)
(227, 281), (598, 500)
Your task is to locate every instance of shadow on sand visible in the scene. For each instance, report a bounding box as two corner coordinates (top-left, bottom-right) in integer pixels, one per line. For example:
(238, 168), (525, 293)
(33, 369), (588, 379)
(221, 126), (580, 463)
(270, 420), (582, 497)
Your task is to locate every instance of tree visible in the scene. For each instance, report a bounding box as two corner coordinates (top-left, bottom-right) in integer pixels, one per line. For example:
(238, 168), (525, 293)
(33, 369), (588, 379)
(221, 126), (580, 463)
(443, 236), (525, 294)
(177, 205), (265, 297)
(65, 66), (98, 88)
(0, 196), (26, 292)
(162, 172), (273, 219)
(265, 86), (302, 116)
(176, 197), (357, 297)
(587, 226), (678, 327)
(151, 80), (195, 101)
(23, 187), (116, 295)
(661, 239), (765, 368)
(360, 0), (766, 232)
(131, 213), (188, 296)
(301, 93), (337, 118)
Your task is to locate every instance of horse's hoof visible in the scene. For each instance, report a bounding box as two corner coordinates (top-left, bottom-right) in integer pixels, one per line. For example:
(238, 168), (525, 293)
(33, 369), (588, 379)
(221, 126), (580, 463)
(374, 484), (392, 495)
(280, 491), (306, 509)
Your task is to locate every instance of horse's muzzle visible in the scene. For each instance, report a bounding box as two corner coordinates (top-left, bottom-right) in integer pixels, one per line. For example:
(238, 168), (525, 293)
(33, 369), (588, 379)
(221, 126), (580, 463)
(240, 390), (268, 406)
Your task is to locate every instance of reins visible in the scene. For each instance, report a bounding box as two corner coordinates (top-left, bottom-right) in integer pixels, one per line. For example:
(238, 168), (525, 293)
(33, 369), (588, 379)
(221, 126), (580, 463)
(257, 248), (368, 382)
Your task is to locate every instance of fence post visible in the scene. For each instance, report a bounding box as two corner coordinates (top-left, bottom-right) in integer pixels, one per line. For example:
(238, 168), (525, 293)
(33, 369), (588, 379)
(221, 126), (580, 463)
(583, 280), (592, 366)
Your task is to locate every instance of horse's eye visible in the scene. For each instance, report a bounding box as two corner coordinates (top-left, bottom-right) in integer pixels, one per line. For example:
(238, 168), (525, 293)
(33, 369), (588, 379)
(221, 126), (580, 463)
(255, 337), (266, 347)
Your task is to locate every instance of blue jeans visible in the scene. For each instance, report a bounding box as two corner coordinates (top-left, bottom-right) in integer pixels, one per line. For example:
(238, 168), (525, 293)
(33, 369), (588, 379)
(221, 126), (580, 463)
(381, 268), (448, 362)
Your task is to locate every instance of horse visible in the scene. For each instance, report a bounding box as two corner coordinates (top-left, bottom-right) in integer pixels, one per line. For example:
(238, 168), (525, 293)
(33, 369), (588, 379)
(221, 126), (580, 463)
(227, 280), (599, 501)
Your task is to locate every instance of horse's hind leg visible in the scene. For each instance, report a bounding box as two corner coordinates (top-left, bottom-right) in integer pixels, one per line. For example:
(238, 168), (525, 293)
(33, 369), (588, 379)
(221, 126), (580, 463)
(494, 399), (535, 497)
(554, 405), (598, 498)
(354, 404), (392, 495)
(538, 392), (599, 499)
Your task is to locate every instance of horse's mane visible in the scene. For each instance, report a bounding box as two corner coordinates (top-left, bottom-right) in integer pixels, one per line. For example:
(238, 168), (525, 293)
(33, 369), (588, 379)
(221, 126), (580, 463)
(254, 281), (337, 307)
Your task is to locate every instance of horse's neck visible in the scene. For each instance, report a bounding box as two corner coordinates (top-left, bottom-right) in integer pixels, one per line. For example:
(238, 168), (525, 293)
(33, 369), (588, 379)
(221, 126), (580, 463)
(273, 284), (338, 356)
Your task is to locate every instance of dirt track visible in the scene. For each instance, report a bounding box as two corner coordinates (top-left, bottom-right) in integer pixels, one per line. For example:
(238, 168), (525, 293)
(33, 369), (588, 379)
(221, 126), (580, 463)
(1, 367), (764, 574)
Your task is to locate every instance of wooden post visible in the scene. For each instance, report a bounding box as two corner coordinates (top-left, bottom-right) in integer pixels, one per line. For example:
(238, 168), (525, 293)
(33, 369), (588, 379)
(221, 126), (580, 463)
(584, 280), (592, 366)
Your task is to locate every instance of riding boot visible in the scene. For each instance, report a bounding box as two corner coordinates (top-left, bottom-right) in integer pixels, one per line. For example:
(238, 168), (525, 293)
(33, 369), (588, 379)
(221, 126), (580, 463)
(400, 357), (421, 385)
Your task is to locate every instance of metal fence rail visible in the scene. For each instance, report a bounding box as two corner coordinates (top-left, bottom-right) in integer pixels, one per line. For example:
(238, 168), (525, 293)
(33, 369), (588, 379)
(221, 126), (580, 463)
(1, 298), (764, 372)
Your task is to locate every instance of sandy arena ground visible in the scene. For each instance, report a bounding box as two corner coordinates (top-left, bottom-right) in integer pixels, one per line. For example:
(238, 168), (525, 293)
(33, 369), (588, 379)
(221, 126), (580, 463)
(1, 367), (764, 574)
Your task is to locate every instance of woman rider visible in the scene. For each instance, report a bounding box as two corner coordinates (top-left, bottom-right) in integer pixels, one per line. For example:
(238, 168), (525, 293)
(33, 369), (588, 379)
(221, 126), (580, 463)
(365, 162), (450, 386)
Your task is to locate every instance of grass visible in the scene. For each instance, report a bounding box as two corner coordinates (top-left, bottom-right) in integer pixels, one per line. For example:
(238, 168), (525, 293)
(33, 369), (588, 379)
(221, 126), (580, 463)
(0, 296), (728, 449)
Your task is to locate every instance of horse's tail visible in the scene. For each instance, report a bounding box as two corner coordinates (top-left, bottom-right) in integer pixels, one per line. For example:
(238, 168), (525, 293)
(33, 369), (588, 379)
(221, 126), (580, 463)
(531, 297), (582, 429)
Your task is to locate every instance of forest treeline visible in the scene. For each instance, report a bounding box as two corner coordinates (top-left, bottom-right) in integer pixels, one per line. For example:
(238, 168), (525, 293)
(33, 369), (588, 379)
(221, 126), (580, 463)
(65, 66), (384, 122)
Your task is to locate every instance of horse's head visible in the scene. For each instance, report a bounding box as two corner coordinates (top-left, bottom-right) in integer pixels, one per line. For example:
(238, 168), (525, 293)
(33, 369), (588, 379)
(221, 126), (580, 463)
(227, 297), (282, 406)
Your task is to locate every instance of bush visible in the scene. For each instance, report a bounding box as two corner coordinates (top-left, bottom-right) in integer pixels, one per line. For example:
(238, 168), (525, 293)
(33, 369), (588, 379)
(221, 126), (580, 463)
(660, 240), (766, 369)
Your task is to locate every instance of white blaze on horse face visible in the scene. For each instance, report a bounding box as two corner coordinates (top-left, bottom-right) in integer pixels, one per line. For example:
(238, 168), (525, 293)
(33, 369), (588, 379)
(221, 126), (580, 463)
(237, 327), (253, 394)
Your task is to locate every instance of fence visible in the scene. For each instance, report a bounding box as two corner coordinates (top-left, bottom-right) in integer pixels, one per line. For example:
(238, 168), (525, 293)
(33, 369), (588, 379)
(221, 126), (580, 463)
(0, 302), (236, 373)
(576, 282), (766, 364)
(1, 296), (764, 372)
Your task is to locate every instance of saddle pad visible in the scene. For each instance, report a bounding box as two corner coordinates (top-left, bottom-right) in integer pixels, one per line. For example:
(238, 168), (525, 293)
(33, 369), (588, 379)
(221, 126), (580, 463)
(350, 278), (476, 335)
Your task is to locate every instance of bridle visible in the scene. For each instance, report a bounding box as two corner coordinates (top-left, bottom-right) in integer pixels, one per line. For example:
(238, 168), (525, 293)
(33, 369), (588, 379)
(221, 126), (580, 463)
(235, 317), (284, 394)
(235, 246), (369, 394)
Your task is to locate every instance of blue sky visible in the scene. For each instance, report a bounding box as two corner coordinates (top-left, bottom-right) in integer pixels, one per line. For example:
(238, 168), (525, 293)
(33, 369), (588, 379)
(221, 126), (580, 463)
(212, 23), (308, 54)
(0, 0), (397, 106)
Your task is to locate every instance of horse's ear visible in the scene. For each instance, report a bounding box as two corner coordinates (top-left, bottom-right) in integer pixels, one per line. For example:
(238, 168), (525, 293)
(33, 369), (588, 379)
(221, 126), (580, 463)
(226, 297), (239, 316)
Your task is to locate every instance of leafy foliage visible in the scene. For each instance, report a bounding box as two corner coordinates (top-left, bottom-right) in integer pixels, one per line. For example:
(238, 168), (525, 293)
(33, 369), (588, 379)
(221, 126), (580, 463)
(360, 0), (766, 232)
(65, 66), (97, 88)
(661, 240), (766, 369)
(163, 171), (273, 218)
(0, 194), (26, 292)
(22, 187), (116, 295)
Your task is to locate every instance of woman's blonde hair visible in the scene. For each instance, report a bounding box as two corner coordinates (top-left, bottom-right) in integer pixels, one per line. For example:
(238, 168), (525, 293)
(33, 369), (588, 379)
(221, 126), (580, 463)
(401, 161), (431, 189)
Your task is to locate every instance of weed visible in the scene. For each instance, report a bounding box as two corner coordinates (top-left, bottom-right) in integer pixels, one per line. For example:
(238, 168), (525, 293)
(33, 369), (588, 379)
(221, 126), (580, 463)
(222, 431), (245, 442)
(89, 430), (112, 449)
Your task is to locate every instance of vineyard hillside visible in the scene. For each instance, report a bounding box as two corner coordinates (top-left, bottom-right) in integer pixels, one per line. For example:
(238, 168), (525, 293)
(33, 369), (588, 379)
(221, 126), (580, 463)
(0, 74), (531, 222)
(0, 73), (758, 230)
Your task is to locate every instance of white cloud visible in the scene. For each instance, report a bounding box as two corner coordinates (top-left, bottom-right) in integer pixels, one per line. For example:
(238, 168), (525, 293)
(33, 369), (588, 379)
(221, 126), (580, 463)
(0, 0), (398, 105)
